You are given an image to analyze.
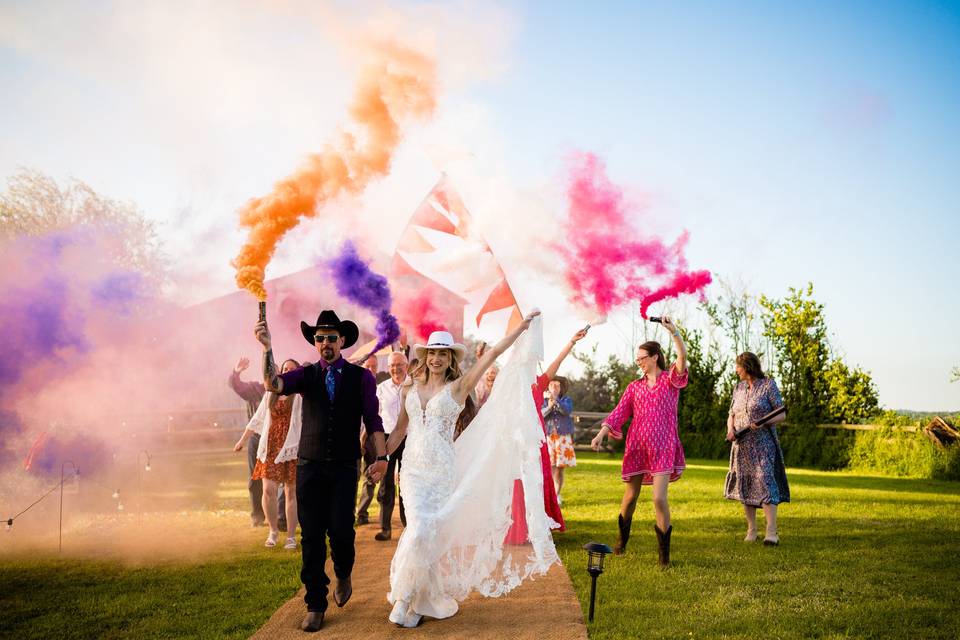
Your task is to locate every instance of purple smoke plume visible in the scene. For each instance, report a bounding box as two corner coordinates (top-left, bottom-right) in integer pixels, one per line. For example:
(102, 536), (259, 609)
(92, 272), (144, 315)
(327, 241), (400, 353)
(0, 236), (90, 387)
(0, 228), (145, 474)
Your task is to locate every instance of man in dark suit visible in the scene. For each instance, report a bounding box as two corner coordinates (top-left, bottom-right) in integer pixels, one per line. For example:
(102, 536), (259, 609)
(256, 310), (388, 632)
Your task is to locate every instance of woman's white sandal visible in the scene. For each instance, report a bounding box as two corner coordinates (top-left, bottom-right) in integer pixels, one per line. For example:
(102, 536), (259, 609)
(265, 530), (279, 548)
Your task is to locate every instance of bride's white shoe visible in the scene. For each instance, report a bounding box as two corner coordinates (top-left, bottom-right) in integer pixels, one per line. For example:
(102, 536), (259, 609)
(389, 601), (423, 628)
(389, 601), (407, 625)
(402, 612), (423, 628)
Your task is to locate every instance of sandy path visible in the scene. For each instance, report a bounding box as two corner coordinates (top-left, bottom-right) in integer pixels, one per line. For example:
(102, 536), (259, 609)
(250, 517), (588, 640)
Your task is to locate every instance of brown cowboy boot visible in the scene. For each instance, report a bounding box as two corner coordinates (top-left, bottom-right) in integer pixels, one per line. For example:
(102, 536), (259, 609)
(334, 576), (353, 607)
(654, 524), (672, 568)
(614, 514), (632, 555)
(301, 612), (324, 632)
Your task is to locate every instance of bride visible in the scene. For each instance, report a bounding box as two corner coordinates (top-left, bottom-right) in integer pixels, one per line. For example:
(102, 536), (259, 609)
(384, 311), (560, 627)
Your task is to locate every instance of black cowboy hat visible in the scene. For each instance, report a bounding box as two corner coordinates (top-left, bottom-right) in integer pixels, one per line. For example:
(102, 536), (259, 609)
(300, 310), (359, 349)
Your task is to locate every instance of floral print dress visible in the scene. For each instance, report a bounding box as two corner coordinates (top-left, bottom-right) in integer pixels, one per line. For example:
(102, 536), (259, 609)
(251, 398), (297, 485)
(724, 378), (790, 506)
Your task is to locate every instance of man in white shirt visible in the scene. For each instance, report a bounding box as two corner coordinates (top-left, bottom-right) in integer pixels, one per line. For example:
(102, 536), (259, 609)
(372, 351), (409, 541)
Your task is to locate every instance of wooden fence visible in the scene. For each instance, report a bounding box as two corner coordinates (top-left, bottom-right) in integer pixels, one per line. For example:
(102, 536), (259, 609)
(568, 413), (945, 451)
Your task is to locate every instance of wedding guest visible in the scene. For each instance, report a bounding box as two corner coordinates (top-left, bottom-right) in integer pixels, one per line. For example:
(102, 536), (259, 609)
(542, 376), (576, 503)
(474, 363), (499, 408)
(371, 351), (410, 540)
(234, 359), (302, 549)
(505, 326), (588, 543)
(363, 353), (391, 384)
(356, 426), (378, 526)
(724, 352), (790, 545)
(591, 318), (687, 567)
(229, 357), (285, 528)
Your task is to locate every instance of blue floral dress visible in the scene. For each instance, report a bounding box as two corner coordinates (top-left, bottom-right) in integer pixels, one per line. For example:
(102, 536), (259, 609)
(724, 378), (790, 506)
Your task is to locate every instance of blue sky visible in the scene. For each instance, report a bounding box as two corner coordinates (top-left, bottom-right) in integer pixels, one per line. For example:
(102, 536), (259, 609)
(483, 1), (960, 410)
(1, 1), (957, 410)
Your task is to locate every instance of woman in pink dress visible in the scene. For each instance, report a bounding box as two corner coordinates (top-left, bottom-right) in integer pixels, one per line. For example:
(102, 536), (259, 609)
(591, 318), (687, 567)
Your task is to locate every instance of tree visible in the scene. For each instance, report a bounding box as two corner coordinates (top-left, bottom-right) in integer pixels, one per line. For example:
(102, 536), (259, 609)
(951, 366), (959, 383)
(0, 169), (167, 291)
(568, 346), (637, 413)
(675, 328), (730, 457)
(824, 359), (879, 423)
(702, 279), (768, 369)
(759, 283), (830, 426)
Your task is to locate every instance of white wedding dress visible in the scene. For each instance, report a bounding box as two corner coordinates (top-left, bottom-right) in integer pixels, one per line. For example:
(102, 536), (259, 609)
(387, 317), (560, 625)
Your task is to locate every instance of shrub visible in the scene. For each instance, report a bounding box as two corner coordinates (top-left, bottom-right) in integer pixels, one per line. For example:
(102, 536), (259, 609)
(848, 426), (960, 481)
(777, 424), (855, 470)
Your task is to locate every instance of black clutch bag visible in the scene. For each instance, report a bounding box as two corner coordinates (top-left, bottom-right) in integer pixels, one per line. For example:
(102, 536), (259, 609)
(733, 405), (786, 440)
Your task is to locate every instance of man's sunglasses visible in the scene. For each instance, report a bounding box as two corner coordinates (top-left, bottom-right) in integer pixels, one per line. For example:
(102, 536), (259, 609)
(314, 335), (340, 344)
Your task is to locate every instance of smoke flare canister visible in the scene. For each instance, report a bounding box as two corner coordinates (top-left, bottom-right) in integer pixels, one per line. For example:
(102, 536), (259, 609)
(259, 301), (266, 323)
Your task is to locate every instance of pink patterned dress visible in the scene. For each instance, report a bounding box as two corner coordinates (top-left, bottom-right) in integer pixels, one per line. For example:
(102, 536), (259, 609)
(604, 364), (688, 483)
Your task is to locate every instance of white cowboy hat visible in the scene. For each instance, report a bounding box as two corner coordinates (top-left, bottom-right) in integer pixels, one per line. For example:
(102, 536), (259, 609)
(413, 331), (468, 362)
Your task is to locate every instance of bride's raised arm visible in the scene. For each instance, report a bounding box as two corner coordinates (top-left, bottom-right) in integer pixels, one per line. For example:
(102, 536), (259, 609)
(452, 310), (540, 404)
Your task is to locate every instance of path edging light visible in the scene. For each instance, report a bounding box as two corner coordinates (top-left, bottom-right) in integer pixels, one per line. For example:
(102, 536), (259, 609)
(582, 541), (613, 623)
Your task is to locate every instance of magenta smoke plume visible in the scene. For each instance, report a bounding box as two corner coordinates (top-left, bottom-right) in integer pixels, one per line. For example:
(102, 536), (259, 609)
(559, 152), (712, 318)
(327, 241), (400, 353)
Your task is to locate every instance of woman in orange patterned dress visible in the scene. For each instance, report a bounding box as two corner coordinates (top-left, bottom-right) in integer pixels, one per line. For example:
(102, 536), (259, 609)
(234, 359), (302, 549)
(542, 376), (577, 503)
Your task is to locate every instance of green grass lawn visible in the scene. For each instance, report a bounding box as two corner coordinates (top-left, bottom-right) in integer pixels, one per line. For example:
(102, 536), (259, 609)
(2, 454), (958, 639)
(0, 454), (302, 640)
(555, 453), (960, 640)
(0, 549), (301, 640)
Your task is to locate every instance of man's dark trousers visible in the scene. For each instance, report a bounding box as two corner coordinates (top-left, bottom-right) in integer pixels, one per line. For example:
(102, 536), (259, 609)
(378, 439), (405, 530)
(355, 439), (377, 521)
(297, 459), (359, 613)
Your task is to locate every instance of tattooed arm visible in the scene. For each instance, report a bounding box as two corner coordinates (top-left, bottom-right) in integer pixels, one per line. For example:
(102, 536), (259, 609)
(255, 320), (284, 393)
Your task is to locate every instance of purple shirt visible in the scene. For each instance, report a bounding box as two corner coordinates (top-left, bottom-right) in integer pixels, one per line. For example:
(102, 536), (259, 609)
(279, 356), (384, 434)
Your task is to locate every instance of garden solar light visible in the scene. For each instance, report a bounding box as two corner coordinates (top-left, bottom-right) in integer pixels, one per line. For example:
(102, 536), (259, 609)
(583, 541), (613, 622)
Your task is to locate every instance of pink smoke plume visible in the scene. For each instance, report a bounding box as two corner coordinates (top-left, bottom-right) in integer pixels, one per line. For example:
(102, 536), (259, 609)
(394, 290), (444, 344)
(559, 152), (712, 318)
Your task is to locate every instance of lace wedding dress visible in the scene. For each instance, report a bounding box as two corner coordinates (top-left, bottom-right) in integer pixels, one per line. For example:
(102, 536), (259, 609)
(387, 317), (560, 625)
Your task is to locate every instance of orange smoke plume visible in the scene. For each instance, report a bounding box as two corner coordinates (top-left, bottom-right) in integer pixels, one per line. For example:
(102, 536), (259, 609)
(233, 42), (437, 300)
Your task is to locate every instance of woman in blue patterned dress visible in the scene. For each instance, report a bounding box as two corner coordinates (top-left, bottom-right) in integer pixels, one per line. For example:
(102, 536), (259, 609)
(724, 352), (790, 545)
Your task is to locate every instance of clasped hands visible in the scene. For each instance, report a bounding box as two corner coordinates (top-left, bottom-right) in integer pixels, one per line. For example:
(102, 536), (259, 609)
(366, 460), (388, 482)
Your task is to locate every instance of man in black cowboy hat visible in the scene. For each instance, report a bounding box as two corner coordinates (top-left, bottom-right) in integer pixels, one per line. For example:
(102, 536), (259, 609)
(256, 309), (388, 632)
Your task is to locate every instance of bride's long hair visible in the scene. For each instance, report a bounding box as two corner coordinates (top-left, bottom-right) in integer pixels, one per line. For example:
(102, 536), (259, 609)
(410, 350), (477, 439)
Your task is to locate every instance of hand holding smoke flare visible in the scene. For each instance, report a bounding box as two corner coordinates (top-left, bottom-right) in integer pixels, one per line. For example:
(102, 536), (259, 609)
(328, 241), (399, 357)
(232, 42), (437, 301)
(558, 152), (712, 320)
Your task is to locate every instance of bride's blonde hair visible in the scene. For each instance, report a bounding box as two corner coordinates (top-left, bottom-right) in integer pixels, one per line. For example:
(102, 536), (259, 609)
(409, 349), (476, 439)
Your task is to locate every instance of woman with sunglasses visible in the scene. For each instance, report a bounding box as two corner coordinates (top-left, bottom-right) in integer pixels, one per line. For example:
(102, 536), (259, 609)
(591, 317), (687, 567)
